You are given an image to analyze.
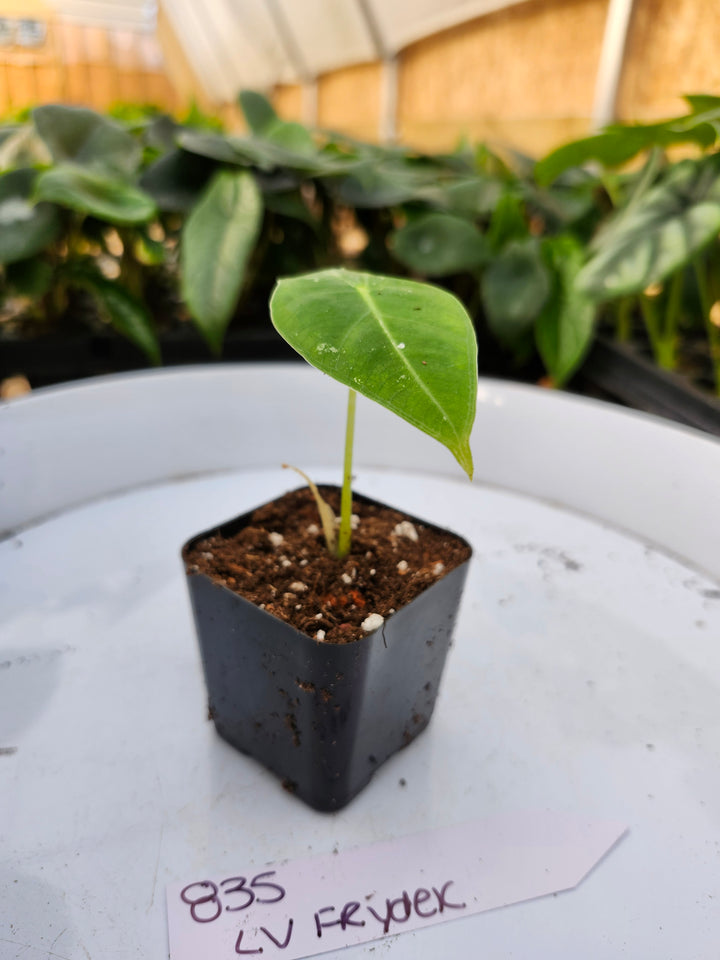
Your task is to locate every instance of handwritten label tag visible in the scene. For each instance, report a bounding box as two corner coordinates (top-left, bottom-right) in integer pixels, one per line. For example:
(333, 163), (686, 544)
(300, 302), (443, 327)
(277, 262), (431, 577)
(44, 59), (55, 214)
(167, 813), (626, 959)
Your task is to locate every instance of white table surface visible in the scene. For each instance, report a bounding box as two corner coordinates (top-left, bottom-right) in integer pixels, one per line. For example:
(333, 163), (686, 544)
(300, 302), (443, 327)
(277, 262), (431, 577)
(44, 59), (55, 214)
(1, 365), (719, 960)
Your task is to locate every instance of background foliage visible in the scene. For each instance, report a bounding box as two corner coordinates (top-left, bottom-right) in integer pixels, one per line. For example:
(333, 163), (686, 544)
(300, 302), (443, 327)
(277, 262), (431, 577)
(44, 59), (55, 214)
(2, 92), (720, 394)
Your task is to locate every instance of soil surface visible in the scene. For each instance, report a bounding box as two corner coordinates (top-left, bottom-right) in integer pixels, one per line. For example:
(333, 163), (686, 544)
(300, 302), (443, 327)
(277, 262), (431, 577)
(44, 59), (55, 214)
(184, 486), (471, 644)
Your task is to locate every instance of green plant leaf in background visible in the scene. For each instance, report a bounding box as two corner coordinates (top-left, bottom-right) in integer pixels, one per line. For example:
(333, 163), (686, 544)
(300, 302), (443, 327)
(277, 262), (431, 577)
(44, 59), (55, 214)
(390, 212), (489, 276)
(419, 177), (503, 219)
(177, 130), (254, 166)
(534, 119), (718, 187)
(70, 266), (161, 364)
(263, 190), (318, 227)
(264, 120), (316, 156)
(178, 129), (348, 177)
(32, 104), (142, 177)
(239, 89), (278, 135)
(0, 125), (21, 150)
(142, 113), (181, 153)
(684, 94), (720, 114)
(0, 199), (57, 268)
(139, 148), (217, 212)
(522, 166), (599, 230)
(482, 238), (551, 347)
(270, 268), (477, 477)
(0, 169), (61, 264)
(5, 257), (54, 297)
(337, 163), (434, 208)
(180, 169), (263, 353)
(0, 124), (50, 171)
(577, 155), (720, 299)
(536, 235), (596, 386)
(239, 82), (312, 154)
(486, 191), (528, 251)
(35, 165), (157, 225)
(133, 232), (165, 266)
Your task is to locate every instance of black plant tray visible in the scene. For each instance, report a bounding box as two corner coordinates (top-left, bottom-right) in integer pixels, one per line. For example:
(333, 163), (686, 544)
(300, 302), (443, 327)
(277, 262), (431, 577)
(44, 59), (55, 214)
(0, 324), (300, 388)
(577, 337), (720, 438)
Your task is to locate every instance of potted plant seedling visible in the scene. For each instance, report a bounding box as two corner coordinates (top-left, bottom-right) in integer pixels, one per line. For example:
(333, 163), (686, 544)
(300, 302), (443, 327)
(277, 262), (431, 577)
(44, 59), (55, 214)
(182, 268), (477, 810)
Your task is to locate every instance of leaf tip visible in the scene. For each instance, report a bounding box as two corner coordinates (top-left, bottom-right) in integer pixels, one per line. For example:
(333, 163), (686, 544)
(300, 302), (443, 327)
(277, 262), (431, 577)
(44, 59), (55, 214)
(456, 442), (474, 480)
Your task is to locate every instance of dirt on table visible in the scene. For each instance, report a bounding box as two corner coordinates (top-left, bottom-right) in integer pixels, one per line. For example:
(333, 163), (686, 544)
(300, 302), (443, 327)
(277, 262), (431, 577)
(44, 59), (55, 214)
(183, 485), (471, 644)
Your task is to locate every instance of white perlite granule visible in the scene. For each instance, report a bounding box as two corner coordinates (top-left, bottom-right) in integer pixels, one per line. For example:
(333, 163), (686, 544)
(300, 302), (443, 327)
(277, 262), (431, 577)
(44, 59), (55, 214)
(316, 630), (326, 640)
(268, 532), (284, 548)
(361, 613), (385, 632)
(393, 521), (418, 542)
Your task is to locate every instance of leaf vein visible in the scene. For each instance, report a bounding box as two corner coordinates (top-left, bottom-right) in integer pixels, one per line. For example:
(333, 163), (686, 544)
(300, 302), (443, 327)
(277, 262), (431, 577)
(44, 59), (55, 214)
(350, 279), (463, 444)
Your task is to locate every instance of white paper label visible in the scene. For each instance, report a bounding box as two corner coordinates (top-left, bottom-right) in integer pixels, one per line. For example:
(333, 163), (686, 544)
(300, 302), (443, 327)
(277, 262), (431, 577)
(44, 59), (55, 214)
(167, 813), (626, 959)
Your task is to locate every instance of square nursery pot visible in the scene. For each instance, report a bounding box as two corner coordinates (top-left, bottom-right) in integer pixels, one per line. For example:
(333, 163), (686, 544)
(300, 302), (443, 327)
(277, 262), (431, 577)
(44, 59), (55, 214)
(182, 489), (472, 812)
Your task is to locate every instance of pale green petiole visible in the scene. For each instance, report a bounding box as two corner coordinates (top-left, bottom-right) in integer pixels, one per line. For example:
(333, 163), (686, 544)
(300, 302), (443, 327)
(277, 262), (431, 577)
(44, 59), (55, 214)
(336, 388), (357, 559)
(284, 388), (356, 558)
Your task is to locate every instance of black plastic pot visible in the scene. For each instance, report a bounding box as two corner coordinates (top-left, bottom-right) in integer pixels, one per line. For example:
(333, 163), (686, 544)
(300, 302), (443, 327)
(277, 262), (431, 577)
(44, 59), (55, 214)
(181, 492), (472, 812)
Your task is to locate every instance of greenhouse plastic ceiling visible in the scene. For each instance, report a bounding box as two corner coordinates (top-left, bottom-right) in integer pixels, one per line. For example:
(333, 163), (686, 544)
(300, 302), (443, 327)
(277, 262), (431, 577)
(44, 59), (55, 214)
(48, 0), (530, 100)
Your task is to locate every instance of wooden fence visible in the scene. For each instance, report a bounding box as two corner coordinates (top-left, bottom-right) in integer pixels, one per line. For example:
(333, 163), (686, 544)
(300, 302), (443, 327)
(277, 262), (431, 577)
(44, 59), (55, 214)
(273, 0), (720, 156)
(0, 7), (177, 118)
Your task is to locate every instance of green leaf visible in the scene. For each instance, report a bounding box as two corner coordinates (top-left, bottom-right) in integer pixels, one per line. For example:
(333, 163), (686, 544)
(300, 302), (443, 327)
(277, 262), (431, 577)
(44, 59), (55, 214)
(139, 148), (216, 212)
(180, 169), (263, 353)
(264, 120), (316, 156)
(239, 90), (278, 134)
(5, 257), (53, 297)
(337, 163), (433, 208)
(35, 165), (157, 225)
(390, 213), (489, 276)
(482, 239), (551, 346)
(487, 192), (528, 252)
(685, 94), (720, 114)
(270, 268), (477, 477)
(32, 104), (142, 176)
(178, 130), (352, 178)
(536, 130), (649, 186)
(0, 124), (49, 171)
(419, 177), (503, 218)
(535, 120), (717, 186)
(177, 131), (252, 166)
(0, 197), (59, 263)
(72, 268), (161, 364)
(522, 167), (599, 228)
(133, 233), (165, 266)
(0, 169), (61, 264)
(577, 155), (720, 299)
(536, 235), (596, 386)
(0, 125), (21, 149)
(0, 167), (36, 201)
(263, 190), (317, 227)
(143, 114), (180, 153)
